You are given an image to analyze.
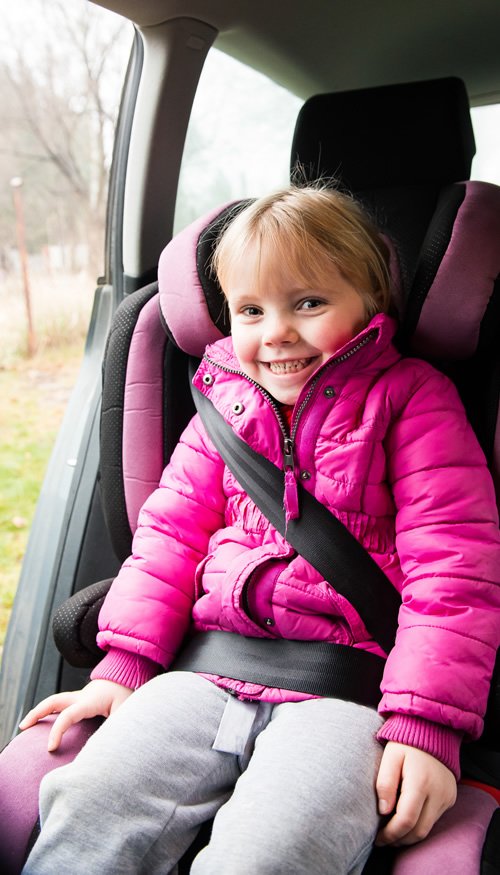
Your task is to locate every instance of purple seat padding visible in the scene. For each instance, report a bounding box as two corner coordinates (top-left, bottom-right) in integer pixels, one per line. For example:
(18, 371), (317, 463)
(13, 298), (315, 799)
(122, 293), (168, 534)
(411, 181), (500, 360)
(0, 717), (102, 875)
(158, 202), (235, 358)
(123, 201), (237, 534)
(392, 784), (498, 875)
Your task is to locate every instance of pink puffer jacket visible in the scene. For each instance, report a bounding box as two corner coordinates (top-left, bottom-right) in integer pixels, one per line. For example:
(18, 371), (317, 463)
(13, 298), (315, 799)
(93, 314), (500, 777)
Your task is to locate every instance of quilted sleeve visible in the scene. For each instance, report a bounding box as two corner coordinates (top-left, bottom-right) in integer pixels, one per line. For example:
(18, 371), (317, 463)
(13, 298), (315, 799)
(95, 413), (226, 671)
(379, 363), (500, 740)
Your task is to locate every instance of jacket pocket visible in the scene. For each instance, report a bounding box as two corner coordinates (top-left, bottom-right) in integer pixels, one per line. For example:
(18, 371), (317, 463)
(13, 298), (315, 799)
(327, 586), (370, 645)
(194, 553), (212, 601)
(240, 558), (289, 628)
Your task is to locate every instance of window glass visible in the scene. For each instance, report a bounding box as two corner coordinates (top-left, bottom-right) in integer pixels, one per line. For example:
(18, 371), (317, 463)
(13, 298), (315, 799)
(471, 104), (500, 184)
(174, 49), (303, 233)
(0, 0), (132, 655)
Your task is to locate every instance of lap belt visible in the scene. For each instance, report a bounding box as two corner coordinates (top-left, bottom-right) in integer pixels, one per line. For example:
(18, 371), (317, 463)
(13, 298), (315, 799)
(172, 631), (385, 708)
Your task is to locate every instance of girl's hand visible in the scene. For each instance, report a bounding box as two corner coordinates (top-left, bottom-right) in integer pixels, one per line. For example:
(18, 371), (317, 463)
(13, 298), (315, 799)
(19, 679), (133, 752)
(375, 742), (457, 846)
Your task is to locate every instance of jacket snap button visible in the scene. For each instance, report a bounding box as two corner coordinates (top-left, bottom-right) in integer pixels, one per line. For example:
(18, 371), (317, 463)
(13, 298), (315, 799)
(265, 618), (274, 626)
(300, 470), (311, 481)
(324, 386), (335, 398)
(202, 374), (214, 386)
(232, 402), (245, 414)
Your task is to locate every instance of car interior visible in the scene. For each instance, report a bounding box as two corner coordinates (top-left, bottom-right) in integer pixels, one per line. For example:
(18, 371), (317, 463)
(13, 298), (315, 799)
(1, 1), (500, 872)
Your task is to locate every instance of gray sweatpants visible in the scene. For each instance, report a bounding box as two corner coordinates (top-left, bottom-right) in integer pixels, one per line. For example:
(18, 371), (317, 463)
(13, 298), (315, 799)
(23, 672), (384, 875)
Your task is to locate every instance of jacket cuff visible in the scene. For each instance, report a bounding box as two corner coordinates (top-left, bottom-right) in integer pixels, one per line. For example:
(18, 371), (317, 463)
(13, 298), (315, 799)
(376, 714), (463, 780)
(90, 647), (159, 690)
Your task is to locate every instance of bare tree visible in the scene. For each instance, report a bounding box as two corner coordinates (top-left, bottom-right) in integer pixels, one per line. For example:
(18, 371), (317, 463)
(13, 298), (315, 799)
(0, 0), (131, 275)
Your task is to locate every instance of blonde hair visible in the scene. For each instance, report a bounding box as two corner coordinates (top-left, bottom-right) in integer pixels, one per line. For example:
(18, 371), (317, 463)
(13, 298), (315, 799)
(212, 184), (393, 319)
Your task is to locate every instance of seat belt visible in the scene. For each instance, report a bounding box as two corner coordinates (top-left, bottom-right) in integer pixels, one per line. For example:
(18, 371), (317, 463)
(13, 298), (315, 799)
(190, 378), (400, 655)
(172, 631), (385, 707)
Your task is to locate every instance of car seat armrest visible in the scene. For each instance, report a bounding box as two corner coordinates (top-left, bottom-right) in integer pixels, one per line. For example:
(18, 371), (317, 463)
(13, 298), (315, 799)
(52, 578), (113, 669)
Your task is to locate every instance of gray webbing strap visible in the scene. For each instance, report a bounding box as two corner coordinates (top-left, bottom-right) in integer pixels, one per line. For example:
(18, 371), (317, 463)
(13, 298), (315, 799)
(173, 631), (384, 707)
(190, 375), (400, 655)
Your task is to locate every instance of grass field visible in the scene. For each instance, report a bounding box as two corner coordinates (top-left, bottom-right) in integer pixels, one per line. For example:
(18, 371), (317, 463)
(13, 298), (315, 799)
(0, 270), (93, 654)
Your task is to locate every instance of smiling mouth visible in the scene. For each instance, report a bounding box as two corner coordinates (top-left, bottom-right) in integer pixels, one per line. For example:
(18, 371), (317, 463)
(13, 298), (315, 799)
(265, 358), (314, 374)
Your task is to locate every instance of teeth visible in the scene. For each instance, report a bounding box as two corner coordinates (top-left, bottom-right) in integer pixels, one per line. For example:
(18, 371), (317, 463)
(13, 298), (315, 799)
(268, 359), (310, 374)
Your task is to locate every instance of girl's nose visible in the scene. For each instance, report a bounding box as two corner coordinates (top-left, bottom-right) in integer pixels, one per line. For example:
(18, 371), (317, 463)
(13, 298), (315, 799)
(262, 315), (299, 345)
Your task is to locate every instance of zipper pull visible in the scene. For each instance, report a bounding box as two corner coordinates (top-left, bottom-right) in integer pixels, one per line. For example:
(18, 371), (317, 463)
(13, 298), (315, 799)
(283, 437), (294, 469)
(283, 438), (300, 523)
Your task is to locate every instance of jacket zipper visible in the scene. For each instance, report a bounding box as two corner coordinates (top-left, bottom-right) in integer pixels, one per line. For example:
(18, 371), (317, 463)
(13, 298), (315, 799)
(203, 330), (376, 519)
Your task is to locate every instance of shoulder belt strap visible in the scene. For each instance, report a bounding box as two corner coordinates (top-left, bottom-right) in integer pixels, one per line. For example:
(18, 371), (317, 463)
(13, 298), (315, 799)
(190, 373), (400, 655)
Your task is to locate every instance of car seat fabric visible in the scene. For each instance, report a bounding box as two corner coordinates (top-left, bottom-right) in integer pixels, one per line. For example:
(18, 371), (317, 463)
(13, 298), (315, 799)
(404, 181), (500, 358)
(120, 292), (167, 538)
(98, 199), (247, 563)
(99, 282), (163, 562)
(0, 717), (103, 874)
(291, 78), (474, 191)
(158, 201), (237, 357)
(52, 577), (114, 667)
(400, 178), (500, 501)
(407, 180), (500, 504)
(391, 784), (498, 875)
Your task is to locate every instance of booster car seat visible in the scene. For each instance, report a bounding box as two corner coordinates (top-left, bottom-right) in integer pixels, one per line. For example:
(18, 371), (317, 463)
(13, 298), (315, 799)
(1, 77), (500, 874)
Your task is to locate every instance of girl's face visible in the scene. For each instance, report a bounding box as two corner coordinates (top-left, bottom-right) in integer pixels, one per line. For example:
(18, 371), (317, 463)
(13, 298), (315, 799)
(225, 251), (368, 406)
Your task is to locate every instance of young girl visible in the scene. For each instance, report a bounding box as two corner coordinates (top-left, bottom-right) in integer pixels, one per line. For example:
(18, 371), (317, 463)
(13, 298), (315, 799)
(21, 186), (500, 874)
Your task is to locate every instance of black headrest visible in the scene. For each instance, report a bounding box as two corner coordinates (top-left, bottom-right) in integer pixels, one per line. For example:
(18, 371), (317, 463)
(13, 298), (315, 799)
(291, 77), (476, 191)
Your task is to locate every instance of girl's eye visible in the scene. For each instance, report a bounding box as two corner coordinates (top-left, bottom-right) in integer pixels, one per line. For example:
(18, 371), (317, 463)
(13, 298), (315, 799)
(299, 298), (323, 310)
(241, 306), (262, 317)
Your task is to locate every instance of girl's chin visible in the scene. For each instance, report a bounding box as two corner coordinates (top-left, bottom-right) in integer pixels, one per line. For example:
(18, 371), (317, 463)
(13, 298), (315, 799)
(261, 376), (307, 406)
(273, 392), (301, 406)
(259, 359), (318, 403)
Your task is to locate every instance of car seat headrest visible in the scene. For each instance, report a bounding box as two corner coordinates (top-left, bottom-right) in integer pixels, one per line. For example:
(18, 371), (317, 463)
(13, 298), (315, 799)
(291, 77), (476, 190)
(158, 201), (251, 357)
(290, 78), (476, 294)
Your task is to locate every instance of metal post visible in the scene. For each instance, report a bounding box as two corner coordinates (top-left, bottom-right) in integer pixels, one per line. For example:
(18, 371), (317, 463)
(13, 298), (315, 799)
(10, 176), (36, 357)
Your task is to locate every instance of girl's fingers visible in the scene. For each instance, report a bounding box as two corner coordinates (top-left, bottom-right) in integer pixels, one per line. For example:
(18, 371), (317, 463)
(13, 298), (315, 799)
(376, 744), (458, 847)
(47, 705), (88, 751)
(376, 788), (425, 845)
(19, 693), (80, 730)
(375, 743), (403, 817)
(379, 795), (447, 846)
(18, 680), (134, 751)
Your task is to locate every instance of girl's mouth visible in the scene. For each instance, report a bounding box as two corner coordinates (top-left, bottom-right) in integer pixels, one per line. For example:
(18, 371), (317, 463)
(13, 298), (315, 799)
(265, 358), (314, 375)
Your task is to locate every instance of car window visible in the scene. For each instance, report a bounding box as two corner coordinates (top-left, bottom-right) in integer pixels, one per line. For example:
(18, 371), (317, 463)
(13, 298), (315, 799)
(173, 48), (303, 233)
(471, 104), (500, 184)
(0, 0), (132, 658)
